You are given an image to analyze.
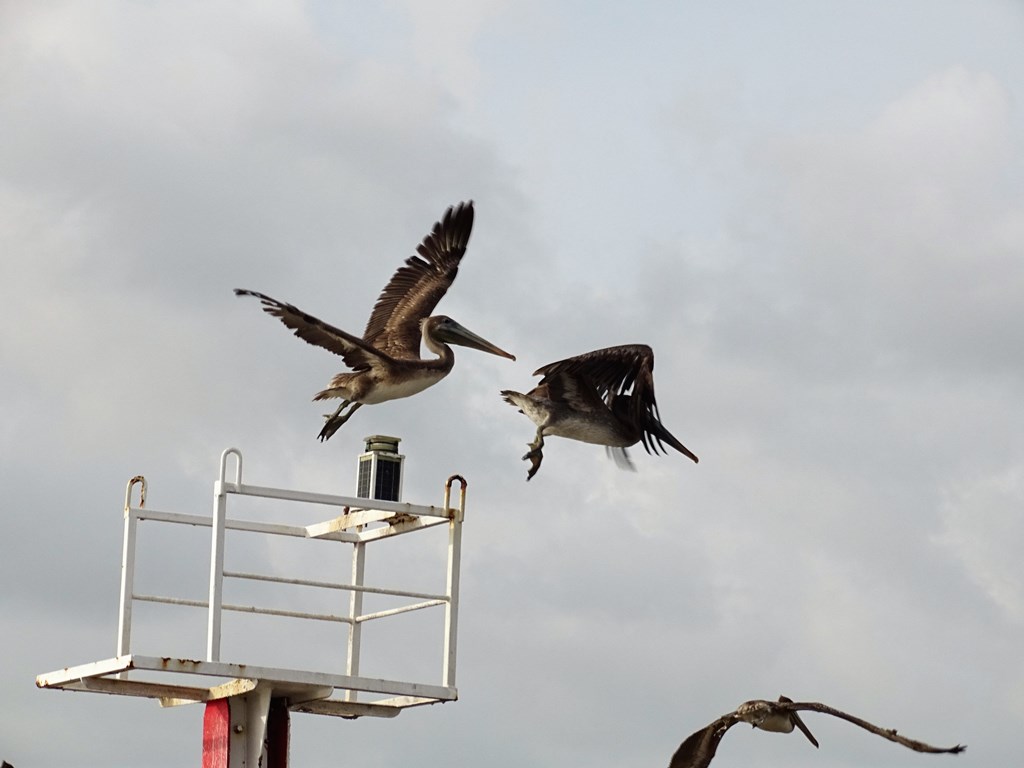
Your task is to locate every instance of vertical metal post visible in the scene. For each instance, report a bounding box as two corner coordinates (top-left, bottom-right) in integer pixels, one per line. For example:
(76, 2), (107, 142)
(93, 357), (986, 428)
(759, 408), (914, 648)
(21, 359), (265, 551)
(265, 697), (291, 768)
(243, 686), (273, 766)
(116, 510), (137, 657)
(344, 540), (366, 701)
(117, 476), (146, 658)
(207, 481), (227, 662)
(442, 475), (467, 688)
(208, 449), (241, 662)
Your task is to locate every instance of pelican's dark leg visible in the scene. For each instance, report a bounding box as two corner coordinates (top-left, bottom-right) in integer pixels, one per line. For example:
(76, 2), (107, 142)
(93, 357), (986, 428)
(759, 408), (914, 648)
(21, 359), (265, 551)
(322, 400), (349, 422)
(318, 401), (362, 442)
(522, 429), (545, 481)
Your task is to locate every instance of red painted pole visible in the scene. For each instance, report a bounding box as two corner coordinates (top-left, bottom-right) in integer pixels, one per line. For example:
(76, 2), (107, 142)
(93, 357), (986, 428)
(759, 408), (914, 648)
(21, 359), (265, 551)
(201, 696), (289, 768)
(202, 700), (230, 768)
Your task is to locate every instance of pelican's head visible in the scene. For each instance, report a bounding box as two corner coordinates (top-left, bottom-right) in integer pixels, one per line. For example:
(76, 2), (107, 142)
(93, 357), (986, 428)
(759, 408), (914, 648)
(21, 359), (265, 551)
(423, 315), (516, 360)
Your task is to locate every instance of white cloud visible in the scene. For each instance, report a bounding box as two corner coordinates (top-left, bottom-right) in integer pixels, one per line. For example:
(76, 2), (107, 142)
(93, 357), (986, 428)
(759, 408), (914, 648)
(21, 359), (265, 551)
(935, 466), (1024, 624)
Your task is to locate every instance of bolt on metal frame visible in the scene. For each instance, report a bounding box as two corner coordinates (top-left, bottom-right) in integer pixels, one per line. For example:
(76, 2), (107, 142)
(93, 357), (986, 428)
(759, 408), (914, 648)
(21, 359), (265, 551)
(38, 448), (468, 720)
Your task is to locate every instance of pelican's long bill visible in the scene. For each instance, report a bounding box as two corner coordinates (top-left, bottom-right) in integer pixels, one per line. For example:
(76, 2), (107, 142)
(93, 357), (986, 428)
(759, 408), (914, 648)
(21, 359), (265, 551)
(427, 316), (516, 360)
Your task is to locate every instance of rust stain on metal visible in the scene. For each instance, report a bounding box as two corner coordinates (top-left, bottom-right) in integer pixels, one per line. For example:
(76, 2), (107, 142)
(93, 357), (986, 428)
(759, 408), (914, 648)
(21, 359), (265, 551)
(159, 657), (202, 670)
(389, 512), (416, 526)
(444, 474), (467, 518)
(130, 476), (146, 507)
(124, 475), (147, 512)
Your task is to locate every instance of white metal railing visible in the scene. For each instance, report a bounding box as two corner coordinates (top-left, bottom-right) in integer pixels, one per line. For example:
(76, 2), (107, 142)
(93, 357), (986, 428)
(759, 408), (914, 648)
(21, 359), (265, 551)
(112, 447), (466, 700)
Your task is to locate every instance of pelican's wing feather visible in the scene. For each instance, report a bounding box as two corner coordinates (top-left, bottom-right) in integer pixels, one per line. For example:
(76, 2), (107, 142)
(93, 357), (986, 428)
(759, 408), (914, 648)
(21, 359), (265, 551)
(668, 715), (738, 768)
(780, 701), (967, 755)
(362, 201), (474, 359)
(537, 371), (607, 414)
(235, 289), (382, 371)
(533, 344), (654, 401)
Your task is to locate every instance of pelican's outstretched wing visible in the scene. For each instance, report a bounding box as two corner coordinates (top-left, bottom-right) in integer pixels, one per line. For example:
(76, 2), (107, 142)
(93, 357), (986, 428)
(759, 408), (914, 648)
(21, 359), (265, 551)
(668, 714), (737, 768)
(234, 289), (385, 372)
(362, 201), (475, 359)
(667, 696), (965, 768)
(777, 700), (967, 755)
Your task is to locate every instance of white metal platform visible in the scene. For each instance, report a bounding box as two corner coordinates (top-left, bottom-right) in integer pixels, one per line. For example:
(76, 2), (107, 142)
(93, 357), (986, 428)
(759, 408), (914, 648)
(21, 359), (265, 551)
(37, 448), (467, 720)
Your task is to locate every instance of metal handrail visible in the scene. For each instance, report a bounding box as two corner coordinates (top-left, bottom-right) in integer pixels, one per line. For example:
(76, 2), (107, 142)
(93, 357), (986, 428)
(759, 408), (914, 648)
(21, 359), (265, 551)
(116, 448), (466, 697)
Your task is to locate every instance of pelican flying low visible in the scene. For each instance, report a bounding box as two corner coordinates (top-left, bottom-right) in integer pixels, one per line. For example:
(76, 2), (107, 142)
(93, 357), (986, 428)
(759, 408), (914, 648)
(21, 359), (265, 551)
(668, 695), (966, 768)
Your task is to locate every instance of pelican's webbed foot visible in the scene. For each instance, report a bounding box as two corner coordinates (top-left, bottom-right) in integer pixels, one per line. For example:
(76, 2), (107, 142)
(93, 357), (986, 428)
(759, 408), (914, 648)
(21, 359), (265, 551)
(318, 401), (362, 442)
(521, 431), (545, 481)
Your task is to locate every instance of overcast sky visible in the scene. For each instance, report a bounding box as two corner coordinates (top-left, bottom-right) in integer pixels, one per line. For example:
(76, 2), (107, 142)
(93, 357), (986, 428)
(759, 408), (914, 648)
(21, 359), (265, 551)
(2, 2), (1023, 767)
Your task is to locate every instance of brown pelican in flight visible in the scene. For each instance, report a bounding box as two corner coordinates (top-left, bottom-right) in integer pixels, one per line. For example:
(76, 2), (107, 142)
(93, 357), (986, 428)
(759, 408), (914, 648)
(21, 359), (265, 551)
(668, 695), (966, 768)
(236, 201), (515, 441)
(501, 344), (698, 480)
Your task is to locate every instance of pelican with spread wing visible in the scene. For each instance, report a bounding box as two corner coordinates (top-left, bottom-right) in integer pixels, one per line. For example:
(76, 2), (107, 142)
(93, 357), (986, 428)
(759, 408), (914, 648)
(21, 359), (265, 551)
(501, 344), (697, 480)
(669, 695), (965, 768)
(236, 201), (515, 440)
